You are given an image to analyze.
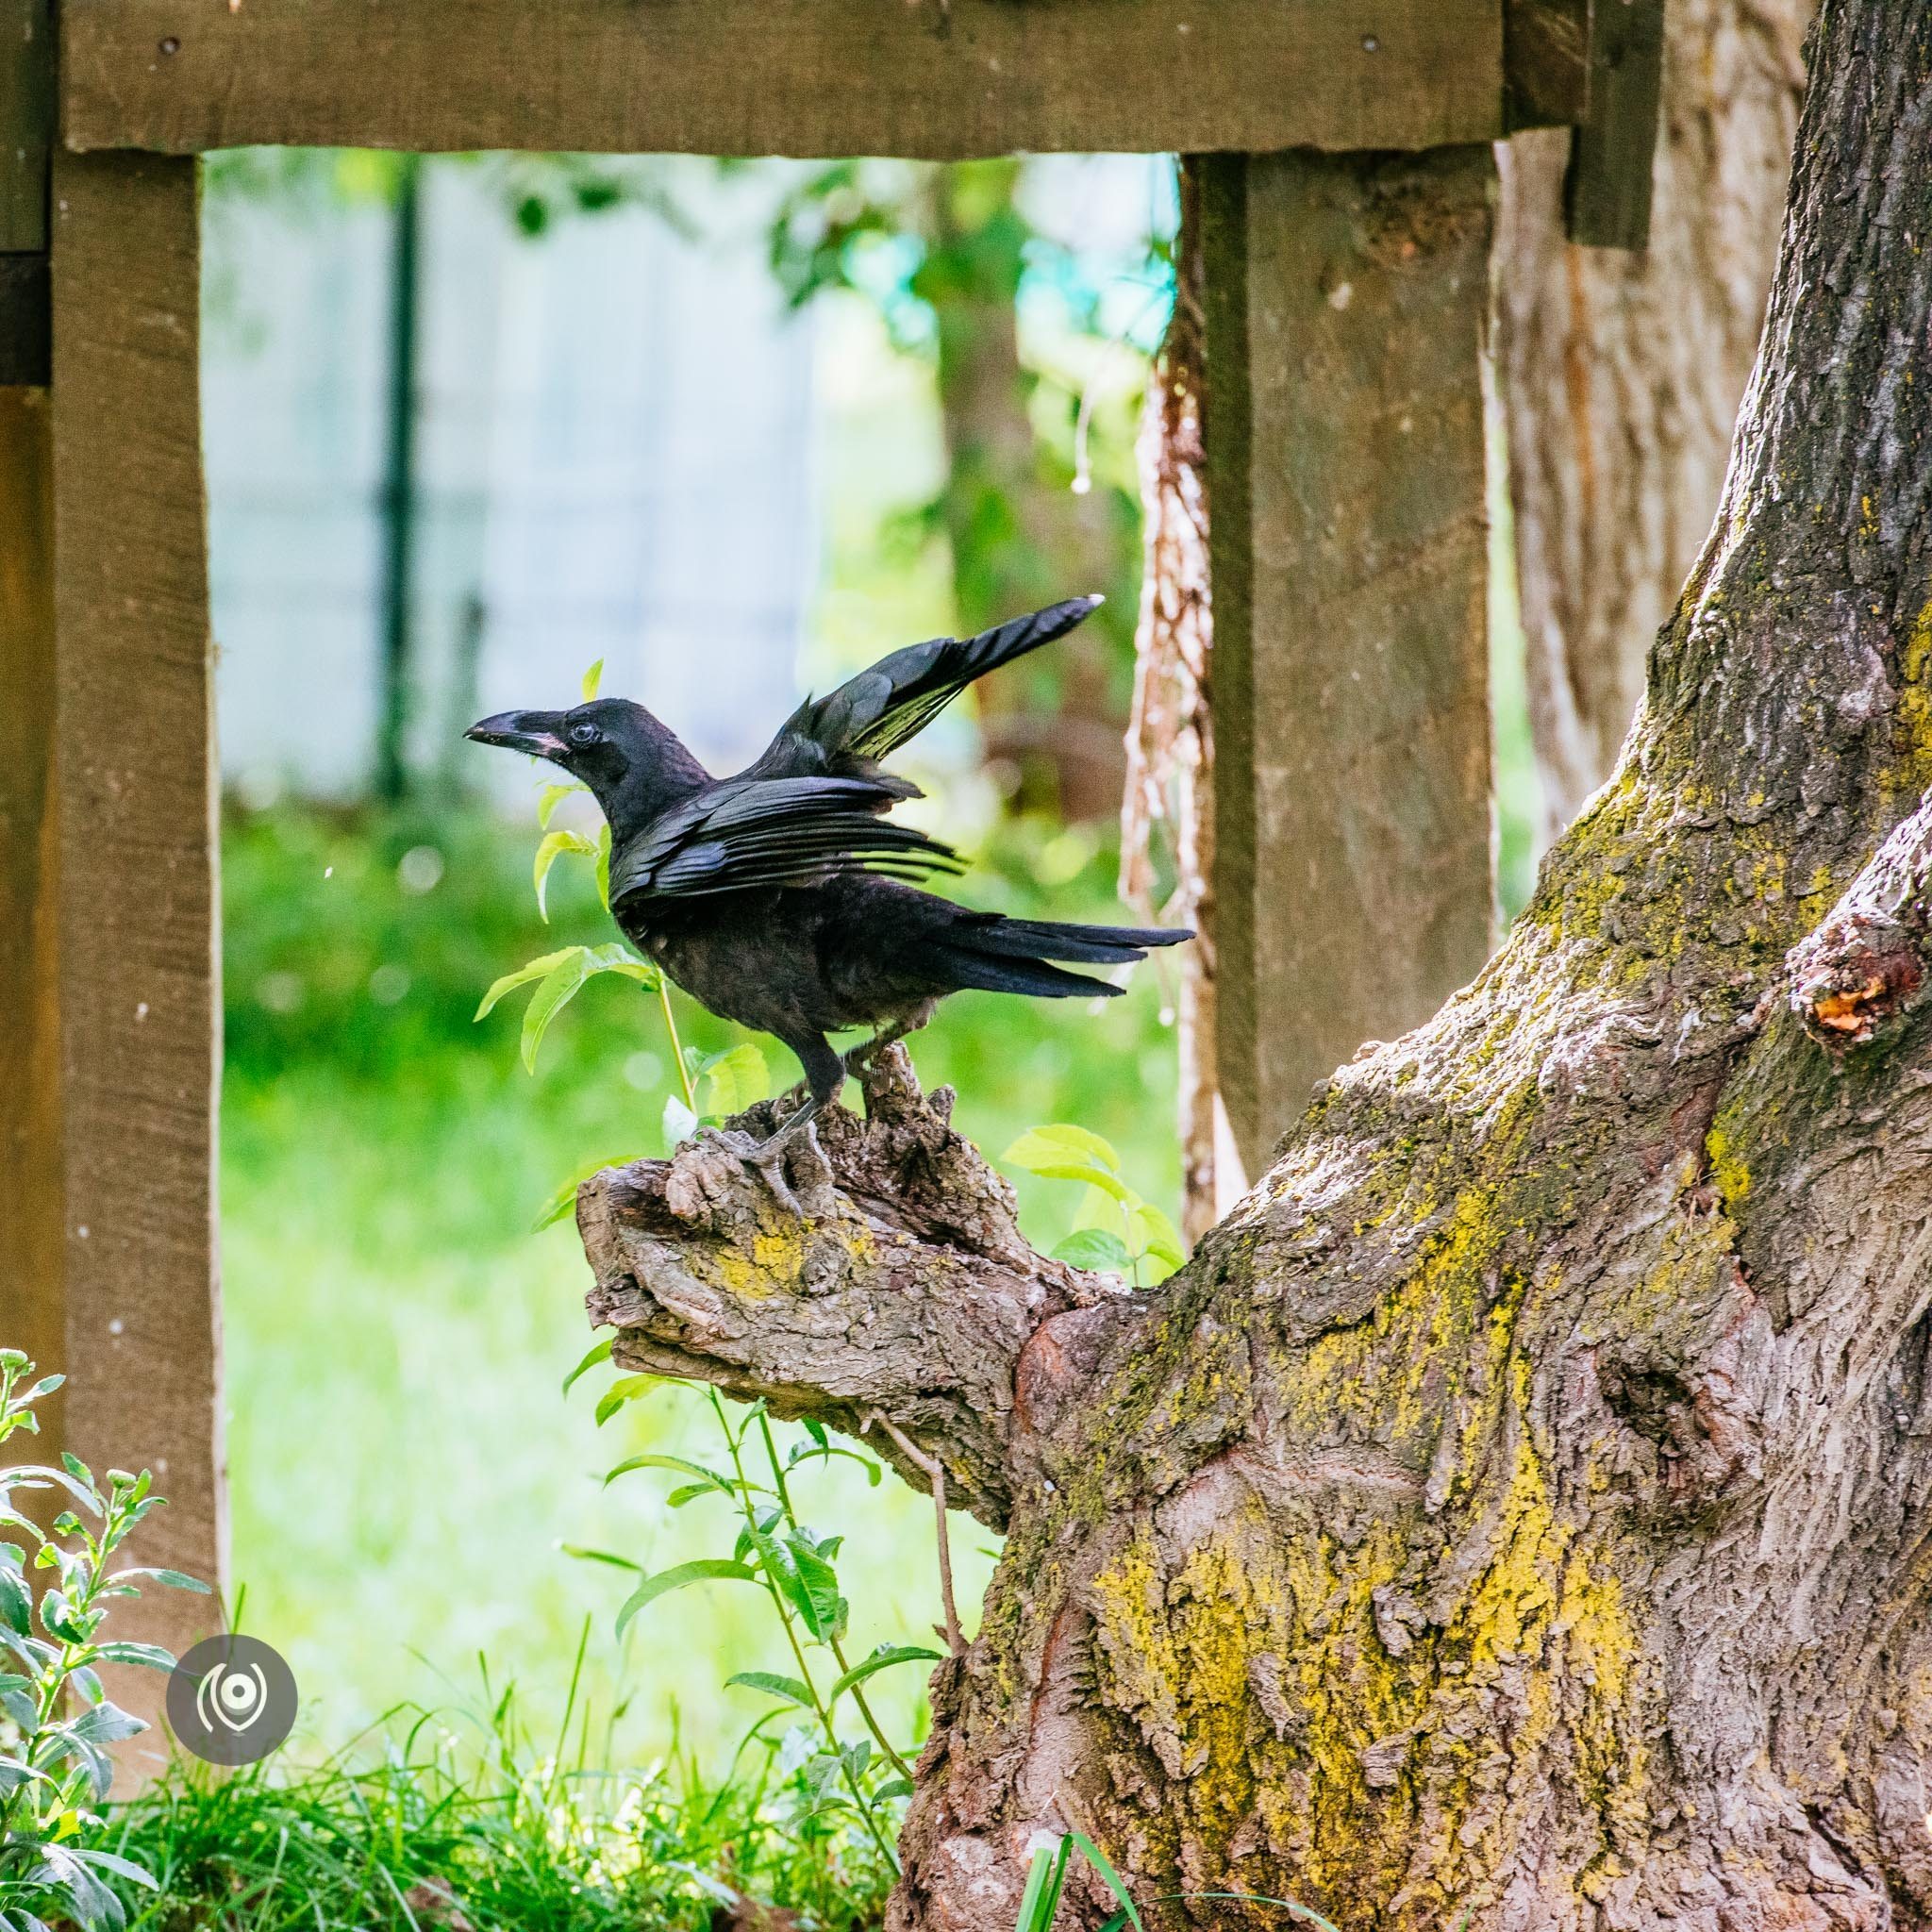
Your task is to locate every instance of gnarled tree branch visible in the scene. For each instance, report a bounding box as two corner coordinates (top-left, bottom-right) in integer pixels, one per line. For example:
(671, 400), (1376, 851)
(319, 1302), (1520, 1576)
(578, 1046), (1134, 1529)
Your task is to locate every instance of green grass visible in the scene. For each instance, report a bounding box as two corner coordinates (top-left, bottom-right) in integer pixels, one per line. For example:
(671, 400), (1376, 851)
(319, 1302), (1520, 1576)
(108, 1656), (897, 1932)
(219, 799), (1180, 1765)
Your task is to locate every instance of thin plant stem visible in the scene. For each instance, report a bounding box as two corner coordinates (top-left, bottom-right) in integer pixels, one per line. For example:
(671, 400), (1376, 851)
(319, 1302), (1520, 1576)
(755, 1407), (918, 1783)
(657, 977), (696, 1111)
(708, 1392), (901, 1877)
(863, 1412), (965, 1658)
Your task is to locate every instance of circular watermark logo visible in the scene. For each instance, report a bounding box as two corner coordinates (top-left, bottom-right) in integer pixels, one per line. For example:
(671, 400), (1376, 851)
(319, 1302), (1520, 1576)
(166, 1634), (298, 1765)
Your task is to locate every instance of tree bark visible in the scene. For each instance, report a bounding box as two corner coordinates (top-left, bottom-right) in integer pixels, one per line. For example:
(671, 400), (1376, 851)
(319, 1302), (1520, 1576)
(1496, 0), (1812, 840)
(581, 4), (1932, 1922)
(1122, 158), (1226, 1244)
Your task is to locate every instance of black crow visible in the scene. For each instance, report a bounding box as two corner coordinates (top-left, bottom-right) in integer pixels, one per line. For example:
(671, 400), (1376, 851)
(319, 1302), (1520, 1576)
(467, 596), (1191, 1206)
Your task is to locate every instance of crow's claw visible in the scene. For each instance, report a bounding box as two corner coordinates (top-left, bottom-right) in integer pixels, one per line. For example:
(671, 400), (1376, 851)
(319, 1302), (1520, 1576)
(697, 1120), (831, 1218)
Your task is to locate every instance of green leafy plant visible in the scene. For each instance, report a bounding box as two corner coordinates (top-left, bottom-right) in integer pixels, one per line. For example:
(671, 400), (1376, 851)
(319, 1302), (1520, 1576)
(568, 1362), (941, 1881)
(474, 661), (692, 1089)
(0, 1349), (209, 1932)
(999, 1124), (1186, 1284)
(1017, 1831), (1143, 1932)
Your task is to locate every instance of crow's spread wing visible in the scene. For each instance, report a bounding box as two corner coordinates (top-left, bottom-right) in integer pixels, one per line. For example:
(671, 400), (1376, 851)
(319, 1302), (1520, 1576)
(608, 775), (959, 910)
(749, 596), (1103, 785)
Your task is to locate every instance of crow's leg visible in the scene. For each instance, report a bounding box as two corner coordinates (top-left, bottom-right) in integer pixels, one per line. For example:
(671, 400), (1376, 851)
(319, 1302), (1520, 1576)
(702, 1033), (841, 1216)
(842, 1001), (938, 1093)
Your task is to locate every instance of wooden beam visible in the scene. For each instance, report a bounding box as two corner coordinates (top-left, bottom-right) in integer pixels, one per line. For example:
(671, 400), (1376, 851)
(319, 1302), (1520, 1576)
(1201, 148), (1497, 1176)
(47, 148), (225, 1755)
(1563, 0), (1665, 247)
(0, 388), (61, 1424)
(61, 0), (1505, 158)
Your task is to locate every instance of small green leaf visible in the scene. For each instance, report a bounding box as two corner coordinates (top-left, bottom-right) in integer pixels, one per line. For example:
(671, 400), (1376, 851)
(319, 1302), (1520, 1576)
(1029, 1159), (1139, 1207)
(1052, 1228), (1133, 1274)
(593, 1375), (668, 1426)
(596, 822), (612, 912)
(537, 781), (590, 830)
(560, 1337), (614, 1396)
(777, 1533), (846, 1642)
(92, 1641), (176, 1672)
(558, 1543), (645, 1574)
(522, 949), (596, 1073)
(120, 1567), (210, 1593)
(1130, 1202), (1188, 1273)
(580, 658), (605, 701)
(1000, 1124), (1122, 1175)
(614, 1559), (758, 1637)
(699, 1041), (768, 1119)
(827, 1643), (942, 1706)
(724, 1671), (813, 1707)
(533, 830), (599, 923)
(69, 1701), (145, 1746)
(475, 947), (578, 1023)
(601, 1453), (734, 1494)
(63, 1844), (163, 1890)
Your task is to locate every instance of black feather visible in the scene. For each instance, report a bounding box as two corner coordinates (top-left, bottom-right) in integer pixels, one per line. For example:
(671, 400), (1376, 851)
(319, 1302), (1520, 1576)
(752, 596), (1105, 782)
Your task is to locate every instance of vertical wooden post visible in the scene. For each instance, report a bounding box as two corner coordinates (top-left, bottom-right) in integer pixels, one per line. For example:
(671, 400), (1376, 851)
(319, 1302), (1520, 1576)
(1202, 147), (1497, 1175)
(44, 148), (225, 1753)
(1563, 0), (1665, 248)
(1, 0), (61, 1596)
(0, 391), (61, 1383)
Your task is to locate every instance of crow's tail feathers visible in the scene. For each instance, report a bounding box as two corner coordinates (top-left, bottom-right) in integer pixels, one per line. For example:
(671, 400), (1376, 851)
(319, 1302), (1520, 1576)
(941, 911), (1191, 999)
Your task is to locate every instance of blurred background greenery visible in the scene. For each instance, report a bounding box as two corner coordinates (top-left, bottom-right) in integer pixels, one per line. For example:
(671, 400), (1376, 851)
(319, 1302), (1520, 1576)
(206, 148), (1541, 1774)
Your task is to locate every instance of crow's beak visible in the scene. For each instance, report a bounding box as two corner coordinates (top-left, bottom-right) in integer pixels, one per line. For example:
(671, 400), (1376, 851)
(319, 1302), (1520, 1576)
(464, 709), (568, 759)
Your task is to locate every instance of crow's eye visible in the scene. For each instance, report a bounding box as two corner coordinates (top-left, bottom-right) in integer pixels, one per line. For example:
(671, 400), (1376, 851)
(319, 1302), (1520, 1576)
(568, 722), (601, 748)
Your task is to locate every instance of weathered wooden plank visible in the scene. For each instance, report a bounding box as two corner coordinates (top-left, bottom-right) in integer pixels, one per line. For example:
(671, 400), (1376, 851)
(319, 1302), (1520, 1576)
(0, 0), (51, 249)
(1506, 0), (1592, 129)
(1564, 0), (1665, 247)
(0, 388), (62, 1415)
(1201, 147), (1497, 1176)
(48, 149), (225, 1757)
(61, 0), (1505, 158)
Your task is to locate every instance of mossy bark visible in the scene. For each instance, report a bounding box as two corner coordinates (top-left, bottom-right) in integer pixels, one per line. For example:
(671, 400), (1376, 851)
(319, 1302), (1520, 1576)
(581, 6), (1932, 1922)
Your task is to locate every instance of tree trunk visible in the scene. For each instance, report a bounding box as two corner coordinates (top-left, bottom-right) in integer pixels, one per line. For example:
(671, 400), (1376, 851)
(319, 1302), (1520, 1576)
(1496, 0), (1811, 840)
(1122, 158), (1228, 1244)
(921, 160), (1134, 824)
(580, 4), (1932, 1922)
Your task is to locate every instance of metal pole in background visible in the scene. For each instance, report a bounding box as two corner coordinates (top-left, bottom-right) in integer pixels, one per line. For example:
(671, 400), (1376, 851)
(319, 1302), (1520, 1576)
(376, 155), (423, 804)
